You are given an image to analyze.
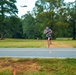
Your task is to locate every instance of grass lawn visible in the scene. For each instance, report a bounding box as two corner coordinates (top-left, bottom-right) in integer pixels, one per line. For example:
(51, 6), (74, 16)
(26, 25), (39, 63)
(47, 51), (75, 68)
(0, 38), (76, 48)
(0, 58), (76, 75)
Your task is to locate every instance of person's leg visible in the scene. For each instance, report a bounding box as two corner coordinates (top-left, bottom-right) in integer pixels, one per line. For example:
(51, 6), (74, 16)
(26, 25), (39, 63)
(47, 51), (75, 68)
(47, 37), (50, 48)
(50, 37), (52, 44)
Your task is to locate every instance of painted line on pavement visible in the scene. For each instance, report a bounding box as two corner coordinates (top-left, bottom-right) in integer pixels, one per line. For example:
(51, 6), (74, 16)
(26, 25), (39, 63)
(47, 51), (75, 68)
(0, 50), (76, 52)
(0, 56), (76, 58)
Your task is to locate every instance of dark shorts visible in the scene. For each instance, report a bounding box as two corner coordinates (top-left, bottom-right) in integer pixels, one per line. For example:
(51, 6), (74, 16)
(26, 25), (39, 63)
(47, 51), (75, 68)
(46, 37), (52, 40)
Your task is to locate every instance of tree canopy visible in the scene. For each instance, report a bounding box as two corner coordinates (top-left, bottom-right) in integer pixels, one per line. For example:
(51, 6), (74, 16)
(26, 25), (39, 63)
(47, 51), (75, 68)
(0, 0), (18, 39)
(0, 0), (76, 40)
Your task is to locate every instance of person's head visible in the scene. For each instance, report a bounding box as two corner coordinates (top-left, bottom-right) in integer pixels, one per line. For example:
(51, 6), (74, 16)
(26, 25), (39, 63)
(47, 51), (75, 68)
(46, 27), (49, 30)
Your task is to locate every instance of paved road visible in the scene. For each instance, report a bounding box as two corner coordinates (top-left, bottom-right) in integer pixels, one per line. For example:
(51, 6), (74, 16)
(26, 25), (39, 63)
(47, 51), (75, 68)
(0, 48), (76, 58)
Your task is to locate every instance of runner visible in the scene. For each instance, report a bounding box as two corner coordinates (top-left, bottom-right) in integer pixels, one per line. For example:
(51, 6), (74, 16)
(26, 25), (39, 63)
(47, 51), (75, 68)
(44, 27), (52, 48)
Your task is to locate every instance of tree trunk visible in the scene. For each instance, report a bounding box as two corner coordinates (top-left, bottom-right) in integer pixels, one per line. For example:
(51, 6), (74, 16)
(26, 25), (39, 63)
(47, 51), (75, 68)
(0, 32), (4, 40)
(72, 22), (76, 40)
(0, 25), (4, 40)
(0, 1), (4, 40)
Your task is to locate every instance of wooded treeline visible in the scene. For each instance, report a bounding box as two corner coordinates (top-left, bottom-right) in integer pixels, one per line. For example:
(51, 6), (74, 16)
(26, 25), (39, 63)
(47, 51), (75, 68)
(0, 0), (76, 40)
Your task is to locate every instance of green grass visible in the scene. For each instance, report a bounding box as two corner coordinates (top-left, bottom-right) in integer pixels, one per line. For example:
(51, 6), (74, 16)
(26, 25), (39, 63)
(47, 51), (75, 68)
(0, 38), (76, 48)
(0, 39), (46, 48)
(0, 58), (76, 75)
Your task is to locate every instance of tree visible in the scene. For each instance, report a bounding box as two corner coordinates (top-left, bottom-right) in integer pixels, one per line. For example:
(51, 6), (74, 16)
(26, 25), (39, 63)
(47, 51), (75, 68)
(22, 12), (35, 39)
(32, 0), (69, 39)
(8, 16), (23, 38)
(0, 16), (23, 38)
(67, 1), (76, 40)
(0, 0), (18, 39)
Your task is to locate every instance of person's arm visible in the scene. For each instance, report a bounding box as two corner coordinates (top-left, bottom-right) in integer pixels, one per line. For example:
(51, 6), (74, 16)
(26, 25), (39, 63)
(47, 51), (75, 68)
(50, 30), (52, 33)
(44, 30), (46, 34)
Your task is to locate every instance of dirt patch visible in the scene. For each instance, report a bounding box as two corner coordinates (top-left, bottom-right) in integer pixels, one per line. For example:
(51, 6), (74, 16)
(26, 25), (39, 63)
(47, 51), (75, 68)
(0, 58), (41, 73)
(51, 42), (72, 48)
(0, 58), (76, 75)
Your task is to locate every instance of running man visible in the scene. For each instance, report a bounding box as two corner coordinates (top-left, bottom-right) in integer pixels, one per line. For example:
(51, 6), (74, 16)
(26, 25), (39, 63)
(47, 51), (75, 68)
(44, 27), (52, 48)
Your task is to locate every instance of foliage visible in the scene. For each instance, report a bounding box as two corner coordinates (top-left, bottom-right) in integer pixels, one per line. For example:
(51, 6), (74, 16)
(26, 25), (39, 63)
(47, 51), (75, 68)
(22, 12), (35, 39)
(0, 0), (76, 40)
(0, 0), (18, 39)
(22, 0), (76, 39)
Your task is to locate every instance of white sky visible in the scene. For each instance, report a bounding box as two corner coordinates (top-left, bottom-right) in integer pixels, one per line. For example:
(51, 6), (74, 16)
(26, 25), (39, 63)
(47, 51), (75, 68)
(16, 0), (75, 17)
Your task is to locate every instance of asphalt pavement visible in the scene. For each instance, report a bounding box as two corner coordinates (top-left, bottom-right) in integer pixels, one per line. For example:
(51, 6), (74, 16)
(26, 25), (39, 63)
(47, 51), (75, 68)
(0, 48), (76, 58)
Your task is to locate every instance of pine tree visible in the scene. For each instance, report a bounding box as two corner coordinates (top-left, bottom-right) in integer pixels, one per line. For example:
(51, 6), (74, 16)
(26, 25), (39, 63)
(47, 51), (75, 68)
(0, 0), (18, 39)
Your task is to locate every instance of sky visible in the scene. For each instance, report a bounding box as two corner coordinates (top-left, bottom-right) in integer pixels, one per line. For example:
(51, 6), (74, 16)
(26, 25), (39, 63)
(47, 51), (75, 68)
(16, 0), (75, 17)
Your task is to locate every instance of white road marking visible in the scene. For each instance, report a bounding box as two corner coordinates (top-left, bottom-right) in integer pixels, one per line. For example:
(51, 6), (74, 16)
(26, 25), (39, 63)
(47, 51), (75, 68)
(0, 50), (76, 52)
(0, 56), (76, 58)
